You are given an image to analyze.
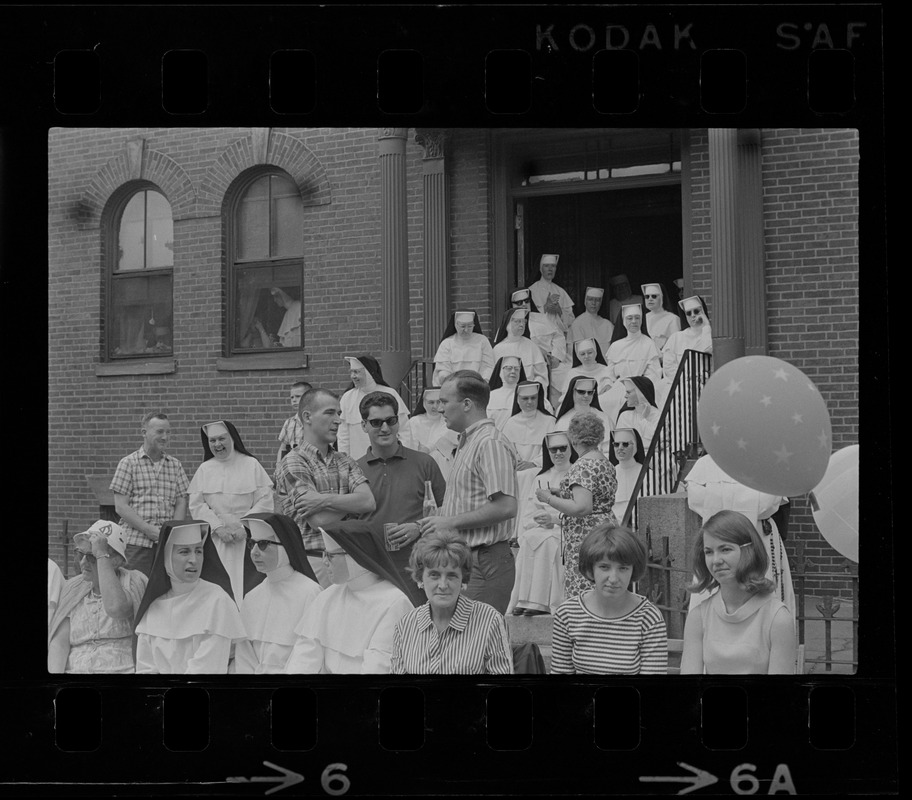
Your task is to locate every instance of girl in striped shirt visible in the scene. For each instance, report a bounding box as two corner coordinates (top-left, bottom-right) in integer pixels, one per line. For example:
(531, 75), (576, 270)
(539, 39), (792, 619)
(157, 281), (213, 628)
(551, 523), (667, 675)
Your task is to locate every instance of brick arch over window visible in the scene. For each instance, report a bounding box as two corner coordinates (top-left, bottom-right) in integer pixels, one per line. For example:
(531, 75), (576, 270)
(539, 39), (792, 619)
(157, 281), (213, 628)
(78, 146), (196, 229)
(197, 130), (332, 217)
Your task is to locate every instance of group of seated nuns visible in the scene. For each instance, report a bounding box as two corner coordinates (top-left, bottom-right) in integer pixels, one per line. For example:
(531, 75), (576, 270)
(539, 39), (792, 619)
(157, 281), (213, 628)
(47, 516), (515, 675)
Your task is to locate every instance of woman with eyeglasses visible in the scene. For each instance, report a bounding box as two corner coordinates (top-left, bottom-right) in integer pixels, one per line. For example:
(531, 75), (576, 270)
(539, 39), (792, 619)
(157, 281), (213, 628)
(433, 311), (495, 387)
(134, 521), (246, 674)
(487, 356), (533, 430)
(338, 355), (413, 460)
(615, 377), (660, 451)
(188, 420), (274, 604)
(509, 432), (577, 616)
(642, 282), (681, 354)
(285, 521), (416, 674)
(660, 295), (713, 381)
(535, 412), (619, 600)
(48, 521), (148, 673)
(561, 338), (614, 404)
(608, 428), (647, 525)
(233, 513), (323, 674)
(552, 376), (612, 455)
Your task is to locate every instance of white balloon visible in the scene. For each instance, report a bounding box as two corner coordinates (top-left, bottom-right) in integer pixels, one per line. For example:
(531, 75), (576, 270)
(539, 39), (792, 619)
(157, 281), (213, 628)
(810, 445), (858, 563)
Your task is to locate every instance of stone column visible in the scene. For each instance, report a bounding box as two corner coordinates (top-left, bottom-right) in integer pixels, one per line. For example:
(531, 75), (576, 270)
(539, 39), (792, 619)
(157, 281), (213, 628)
(414, 129), (450, 362)
(737, 128), (768, 356)
(709, 128), (744, 367)
(378, 128), (412, 388)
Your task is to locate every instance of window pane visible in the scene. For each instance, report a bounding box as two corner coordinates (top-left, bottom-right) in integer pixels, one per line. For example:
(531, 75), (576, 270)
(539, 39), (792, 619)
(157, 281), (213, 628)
(271, 175), (304, 257)
(234, 264), (302, 350)
(146, 191), (174, 268)
(117, 193), (146, 271)
(111, 274), (172, 356)
(237, 176), (270, 260)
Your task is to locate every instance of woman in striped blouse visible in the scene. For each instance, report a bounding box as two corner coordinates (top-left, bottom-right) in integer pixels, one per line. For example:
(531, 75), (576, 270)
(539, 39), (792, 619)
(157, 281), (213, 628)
(551, 523), (667, 675)
(391, 531), (513, 675)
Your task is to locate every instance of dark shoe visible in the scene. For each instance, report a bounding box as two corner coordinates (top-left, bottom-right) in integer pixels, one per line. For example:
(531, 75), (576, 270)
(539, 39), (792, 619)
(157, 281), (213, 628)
(512, 607), (525, 616)
(523, 609), (548, 616)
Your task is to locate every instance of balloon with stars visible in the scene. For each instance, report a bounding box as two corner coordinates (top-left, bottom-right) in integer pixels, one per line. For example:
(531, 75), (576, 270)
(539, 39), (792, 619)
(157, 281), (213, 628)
(697, 356), (832, 497)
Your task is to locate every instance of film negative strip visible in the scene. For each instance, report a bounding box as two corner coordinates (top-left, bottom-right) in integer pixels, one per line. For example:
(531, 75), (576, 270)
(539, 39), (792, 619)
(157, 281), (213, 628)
(2, 2), (894, 796)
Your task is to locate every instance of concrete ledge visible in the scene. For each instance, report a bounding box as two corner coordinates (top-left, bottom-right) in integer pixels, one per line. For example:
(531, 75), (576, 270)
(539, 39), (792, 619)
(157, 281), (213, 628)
(95, 358), (175, 376)
(216, 352), (309, 371)
(506, 613), (553, 647)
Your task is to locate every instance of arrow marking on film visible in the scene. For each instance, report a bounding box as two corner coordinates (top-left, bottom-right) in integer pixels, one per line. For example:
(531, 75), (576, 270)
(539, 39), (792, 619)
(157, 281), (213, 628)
(639, 762), (719, 795)
(227, 762), (305, 795)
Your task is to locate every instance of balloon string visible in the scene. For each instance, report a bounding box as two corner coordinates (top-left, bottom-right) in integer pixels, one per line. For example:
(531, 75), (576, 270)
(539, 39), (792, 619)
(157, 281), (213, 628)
(807, 491), (819, 512)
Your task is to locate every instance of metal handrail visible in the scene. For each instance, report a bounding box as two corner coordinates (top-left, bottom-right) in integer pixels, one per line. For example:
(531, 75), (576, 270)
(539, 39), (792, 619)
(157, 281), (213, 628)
(399, 358), (436, 412)
(621, 349), (713, 529)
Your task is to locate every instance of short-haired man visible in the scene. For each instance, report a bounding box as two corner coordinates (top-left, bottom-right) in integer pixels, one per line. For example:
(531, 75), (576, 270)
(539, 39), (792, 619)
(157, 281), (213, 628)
(275, 388), (376, 586)
(417, 371), (519, 614)
(109, 411), (190, 577)
(356, 391), (446, 604)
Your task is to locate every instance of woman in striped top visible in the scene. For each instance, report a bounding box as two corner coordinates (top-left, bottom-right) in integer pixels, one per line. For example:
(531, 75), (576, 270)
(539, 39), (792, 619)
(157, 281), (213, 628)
(551, 524), (667, 675)
(391, 531), (513, 675)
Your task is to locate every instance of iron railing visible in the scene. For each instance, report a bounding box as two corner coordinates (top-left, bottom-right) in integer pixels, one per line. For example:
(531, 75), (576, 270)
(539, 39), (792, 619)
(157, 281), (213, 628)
(400, 358), (436, 412)
(621, 349), (713, 529)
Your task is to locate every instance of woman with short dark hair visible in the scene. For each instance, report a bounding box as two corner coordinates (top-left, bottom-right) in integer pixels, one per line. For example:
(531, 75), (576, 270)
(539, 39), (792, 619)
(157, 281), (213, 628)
(551, 524), (667, 675)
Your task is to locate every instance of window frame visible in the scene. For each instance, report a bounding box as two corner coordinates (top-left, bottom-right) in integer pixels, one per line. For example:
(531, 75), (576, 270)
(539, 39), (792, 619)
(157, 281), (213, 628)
(103, 181), (175, 362)
(225, 169), (305, 358)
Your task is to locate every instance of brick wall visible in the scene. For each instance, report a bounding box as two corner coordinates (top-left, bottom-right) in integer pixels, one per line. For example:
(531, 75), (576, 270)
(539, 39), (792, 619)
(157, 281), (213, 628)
(48, 127), (448, 568)
(688, 128), (860, 595)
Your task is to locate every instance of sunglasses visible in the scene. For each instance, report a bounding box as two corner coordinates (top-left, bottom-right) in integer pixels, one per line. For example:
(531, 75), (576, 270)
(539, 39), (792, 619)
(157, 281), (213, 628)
(76, 549), (96, 561)
(246, 539), (286, 552)
(613, 441), (634, 448)
(685, 309), (702, 317)
(366, 416), (400, 428)
(547, 445), (569, 454)
(644, 293), (659, 299)
(574, 388), (595, 396)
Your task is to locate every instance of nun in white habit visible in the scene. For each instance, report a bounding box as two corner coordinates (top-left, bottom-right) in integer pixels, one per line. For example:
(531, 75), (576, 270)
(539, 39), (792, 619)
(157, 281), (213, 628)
(234, 514), (323, 675)
(285, 521), (415, 674)
(601, 302), (662, 423)
(608, 428), (647, 525)
(568, 287), (614, 355)
(487, 356), (527, 430)
(529, 253), (575, 332)
(661, 295), (713, 381)
(188, 420), (274, 605)
(432, 311), (495, 386)
(408, 387), (449, 453)
(642, 282), (681, 354)
(492, 307), (549, 392)
(134, 521), (246, 674)
(500, 381), (557, 471)
(337, 355), (412, 460)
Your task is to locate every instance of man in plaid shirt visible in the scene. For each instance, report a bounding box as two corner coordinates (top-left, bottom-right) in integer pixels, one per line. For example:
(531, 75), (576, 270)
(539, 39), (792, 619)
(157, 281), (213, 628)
(109, 411), (189, 576)
(275, 388), (376, 587)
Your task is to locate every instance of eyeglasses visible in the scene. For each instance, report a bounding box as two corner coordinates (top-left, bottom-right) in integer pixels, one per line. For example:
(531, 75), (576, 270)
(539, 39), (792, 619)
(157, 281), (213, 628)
(685, 309), (702, 317)
(76, 549), (96, 561)
(321, 550), (347, 561)
(547, 445), (569, 454)
(644, 294), (659, 299)
(574, 389), (595, 396)
(246, 539), (286, 552)
(613, 441), (634, 448)
(366, 416), (400, 429)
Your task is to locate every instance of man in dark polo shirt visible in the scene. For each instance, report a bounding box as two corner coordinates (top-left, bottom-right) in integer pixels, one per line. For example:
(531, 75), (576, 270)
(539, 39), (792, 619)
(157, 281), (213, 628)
(356, 391), (446, 603)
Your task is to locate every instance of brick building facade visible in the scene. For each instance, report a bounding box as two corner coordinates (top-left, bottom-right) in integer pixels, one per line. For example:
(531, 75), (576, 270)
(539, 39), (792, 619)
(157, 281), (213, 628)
(48, 126), (859, 593)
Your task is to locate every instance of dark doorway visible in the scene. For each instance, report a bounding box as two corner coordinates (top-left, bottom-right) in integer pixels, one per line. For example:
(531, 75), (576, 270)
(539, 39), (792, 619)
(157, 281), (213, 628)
(518, 184), (682, 315)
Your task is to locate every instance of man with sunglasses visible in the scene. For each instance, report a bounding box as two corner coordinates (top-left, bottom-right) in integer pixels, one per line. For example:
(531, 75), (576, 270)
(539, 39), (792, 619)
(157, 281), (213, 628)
(356, 392), (446, 602)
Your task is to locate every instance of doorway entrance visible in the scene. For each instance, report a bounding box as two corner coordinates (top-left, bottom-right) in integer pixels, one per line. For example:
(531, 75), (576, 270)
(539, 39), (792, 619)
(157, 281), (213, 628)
(516, 184), (683, 319)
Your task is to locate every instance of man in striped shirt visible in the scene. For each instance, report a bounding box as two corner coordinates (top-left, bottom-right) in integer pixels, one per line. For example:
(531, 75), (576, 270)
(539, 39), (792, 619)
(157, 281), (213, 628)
(418, 371), (519, 615)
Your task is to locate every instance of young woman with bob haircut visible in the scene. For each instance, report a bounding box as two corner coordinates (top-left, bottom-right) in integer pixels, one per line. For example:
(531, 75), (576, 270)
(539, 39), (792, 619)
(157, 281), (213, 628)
(550, 523), (667, 675)
(390, 531), (513, 675)
(681, 510), (796, 675)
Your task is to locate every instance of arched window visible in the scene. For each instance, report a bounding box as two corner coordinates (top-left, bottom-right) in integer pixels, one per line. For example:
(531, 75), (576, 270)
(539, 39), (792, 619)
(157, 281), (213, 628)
(228, 171), (304, 353)
(107, 186), (174, 358)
